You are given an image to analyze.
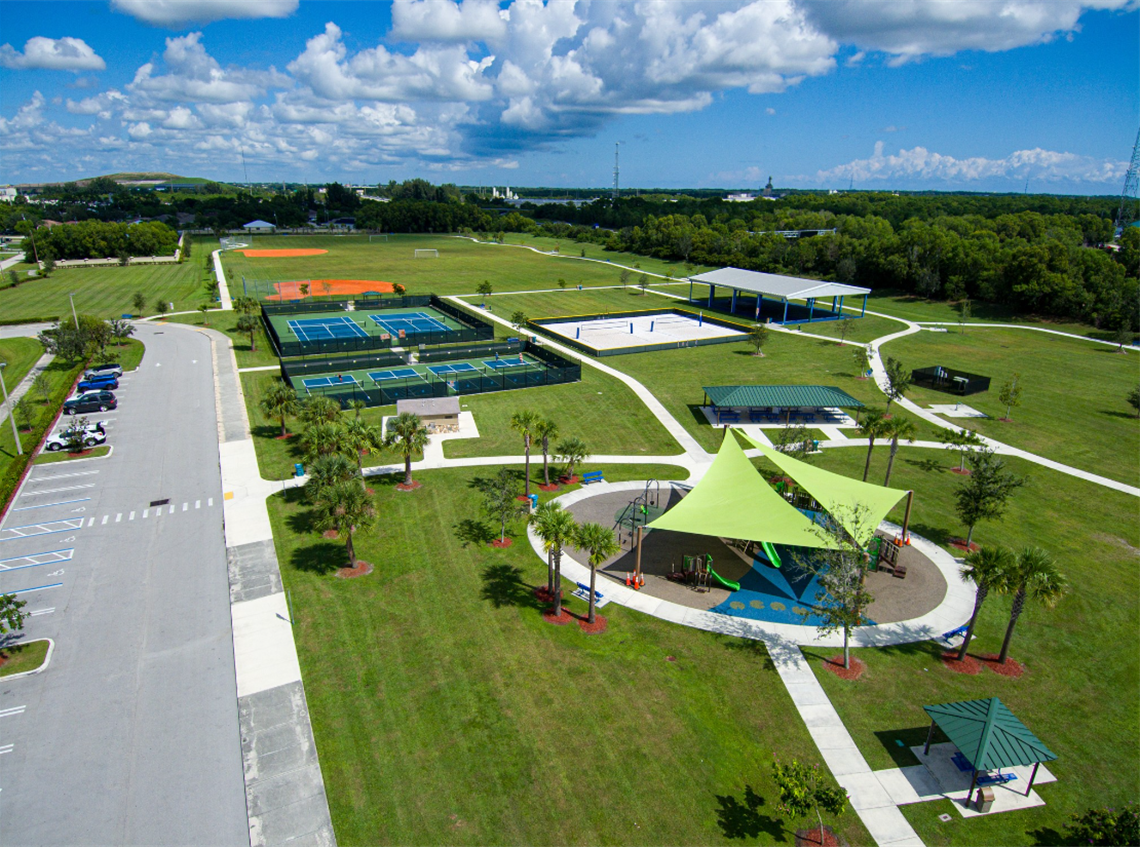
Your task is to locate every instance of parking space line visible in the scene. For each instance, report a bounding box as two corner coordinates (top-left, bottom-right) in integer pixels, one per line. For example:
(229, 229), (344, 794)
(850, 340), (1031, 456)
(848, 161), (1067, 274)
(26, 484), (96, 496)
(0, 519), (84, 542)
(8, 583), (63, 595)
(11, 497), (91, 512)
(0, 744), (14, 755)
(168, 505), (175, 515)
(0, 549), (74, 572)
(195, 500), (201, 509)
(0, 706), (26, 718)
(87, 517), (94, 527)
(208, 497), (214, 506)
(28, 607), (55, 617)
(30, 470), (99, 482)
(142, 509), (148, 518)
(115, 514), (122, 523)
(182, 503), (188, 512)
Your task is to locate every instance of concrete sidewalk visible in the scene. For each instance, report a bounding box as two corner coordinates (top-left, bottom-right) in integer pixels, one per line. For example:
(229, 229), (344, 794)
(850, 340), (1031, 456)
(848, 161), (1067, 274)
(0, 350), (53, 433)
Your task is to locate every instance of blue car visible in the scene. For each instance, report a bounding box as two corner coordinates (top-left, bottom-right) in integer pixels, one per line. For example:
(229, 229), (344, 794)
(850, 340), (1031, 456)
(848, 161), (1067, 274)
(77, 375), (119, 392)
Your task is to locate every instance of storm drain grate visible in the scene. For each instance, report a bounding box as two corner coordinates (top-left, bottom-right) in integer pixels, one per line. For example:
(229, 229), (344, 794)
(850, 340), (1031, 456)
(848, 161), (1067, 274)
(150, 498), (170, 507)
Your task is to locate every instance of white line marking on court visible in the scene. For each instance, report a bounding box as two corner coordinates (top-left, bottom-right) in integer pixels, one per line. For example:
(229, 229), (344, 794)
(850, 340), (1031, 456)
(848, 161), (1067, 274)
(129, 511), (135, 520)
(11, 497), (91, 512)
(0, 706), (26, 718)
(101, 515), (108, 525)
(182, 503), (188, 512)
(28, 607), (55, 617)
(115, 513), (122, 523)
(195, 500), (200, 509)
(27, 484), (96, 495)
(142, 509), (148, 518)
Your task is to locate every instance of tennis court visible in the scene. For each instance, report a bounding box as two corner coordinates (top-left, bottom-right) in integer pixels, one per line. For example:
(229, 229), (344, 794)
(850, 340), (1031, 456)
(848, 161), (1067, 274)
(287, 316), (369, 342)
(368, 367), (422, 383)
(302, 374), (360, 389)
(368, 311), (450, 335)
(427, 362), (480, 377)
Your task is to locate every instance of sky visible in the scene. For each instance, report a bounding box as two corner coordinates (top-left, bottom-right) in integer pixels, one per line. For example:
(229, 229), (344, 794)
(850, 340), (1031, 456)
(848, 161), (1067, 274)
(0, 0), (1137, 194)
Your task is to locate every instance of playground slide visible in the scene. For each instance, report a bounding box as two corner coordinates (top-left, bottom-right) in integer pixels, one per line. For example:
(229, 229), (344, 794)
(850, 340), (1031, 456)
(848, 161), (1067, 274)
(759, 541), (782, 568)
(706, 564), (741, 592)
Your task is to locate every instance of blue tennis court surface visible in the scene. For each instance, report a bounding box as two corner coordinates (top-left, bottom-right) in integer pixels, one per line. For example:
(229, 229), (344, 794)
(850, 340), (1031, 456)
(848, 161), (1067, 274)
(484, 358), (529, 370)
(368, 368), (421, 383)
(368, 312), (450, 335)
(428, 362), (479, 377)
(288, 316), (368, 341)
(303, 374), (359, 389)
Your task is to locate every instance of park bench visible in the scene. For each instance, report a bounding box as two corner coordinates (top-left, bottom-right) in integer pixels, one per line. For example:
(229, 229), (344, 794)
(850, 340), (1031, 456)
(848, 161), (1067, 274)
(581, 471), (605, 485)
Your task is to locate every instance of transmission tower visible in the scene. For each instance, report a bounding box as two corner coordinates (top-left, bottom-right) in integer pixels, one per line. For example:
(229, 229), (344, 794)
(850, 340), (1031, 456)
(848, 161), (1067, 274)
(612, 142), (620, 200)
(1117, 126), (1140, 232)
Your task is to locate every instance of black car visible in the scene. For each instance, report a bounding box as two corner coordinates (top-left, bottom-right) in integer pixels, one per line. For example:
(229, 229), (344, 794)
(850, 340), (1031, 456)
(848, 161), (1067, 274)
(62, 390), (117, 415)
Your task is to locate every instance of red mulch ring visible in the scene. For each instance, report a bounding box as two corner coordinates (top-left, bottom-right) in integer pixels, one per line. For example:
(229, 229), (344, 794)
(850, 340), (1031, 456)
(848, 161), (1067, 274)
(490, 538), (513, 548)
(941, 650), (981, 674)
(516, 494), (531, 502)
(336, 560), (373, 579)
(533, 587), (559, 603)
(559, 476), (579, 485)
(542, 607), (574, 626)
(395, 480), (422, 492)
(666, 656), (676, 662)
(63, 449), (94, 458)
(950, 467), (971, 475)
(577, 614), (608, 634)
(823, 656), (866, 680)
(321, 529), (339, 540)
(0, 654), (8, 669)
(274, 433), (293, 440)
(796, 826), (844, 847)
(949, 538), (979, 553)
(999, 417), (1013, 423)
(979, 653), (1025, 678)
(538, 483), (560, 492)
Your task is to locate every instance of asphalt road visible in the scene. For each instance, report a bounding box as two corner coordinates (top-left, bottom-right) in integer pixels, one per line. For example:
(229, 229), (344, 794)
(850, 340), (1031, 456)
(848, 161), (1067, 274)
(0, 324), (248, 845)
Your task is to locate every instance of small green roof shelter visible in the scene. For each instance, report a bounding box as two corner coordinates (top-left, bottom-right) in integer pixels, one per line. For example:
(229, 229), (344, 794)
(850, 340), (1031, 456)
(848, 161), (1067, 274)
(923, 697), (1057, 796)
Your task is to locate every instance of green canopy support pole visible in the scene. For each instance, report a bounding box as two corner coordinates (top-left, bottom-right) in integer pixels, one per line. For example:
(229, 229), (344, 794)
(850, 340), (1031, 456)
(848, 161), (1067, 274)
(782, 299), (789, 323)
(708, 284), (714, 307)
(902, 490), (914, 541)
(861, 293), (868, 317)
(731, 288), (738, 314)
(1025, 761), (1040, 797)
(688, 279), (693, 302)
(924, 719), (936, 755)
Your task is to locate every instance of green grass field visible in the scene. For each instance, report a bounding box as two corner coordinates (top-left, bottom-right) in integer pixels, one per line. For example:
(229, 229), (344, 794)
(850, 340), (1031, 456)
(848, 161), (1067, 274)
(270, 465), (868, 846)
(801, 445), (1138, 847)
(881, 326), (1139, 484)
(0, 337), (45, 393)
(0, 639), (50, 677)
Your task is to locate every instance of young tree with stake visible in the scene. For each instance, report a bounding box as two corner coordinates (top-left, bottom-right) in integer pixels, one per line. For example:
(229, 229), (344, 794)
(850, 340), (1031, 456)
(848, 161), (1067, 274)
(482, 468), (527, 545)
(998, 372), (1023, 421)
(954, 447), (1025, 548)
(749, 323), (769, 357)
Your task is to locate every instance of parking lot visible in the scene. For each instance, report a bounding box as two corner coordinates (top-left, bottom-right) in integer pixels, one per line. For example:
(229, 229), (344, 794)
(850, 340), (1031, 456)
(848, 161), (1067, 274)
(0, 325), (248, 845)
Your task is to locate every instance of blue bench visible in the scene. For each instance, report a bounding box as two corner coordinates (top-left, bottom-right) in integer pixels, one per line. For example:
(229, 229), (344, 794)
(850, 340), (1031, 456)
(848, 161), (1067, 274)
(942, 624), (970, 644)
(717, 410), (741, 423)
(571, 581), (609, 608)
(978, 772), (1017, 786)
(581, 471), (605, 485)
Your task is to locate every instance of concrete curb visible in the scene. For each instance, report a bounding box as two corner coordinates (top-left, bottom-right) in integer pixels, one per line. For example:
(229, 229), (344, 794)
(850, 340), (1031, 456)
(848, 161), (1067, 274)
(0, 637), (54, 681)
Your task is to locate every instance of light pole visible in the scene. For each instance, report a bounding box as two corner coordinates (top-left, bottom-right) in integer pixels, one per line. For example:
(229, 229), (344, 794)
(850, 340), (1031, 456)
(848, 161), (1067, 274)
(68, 291), (79, 328)
(0, 362), (23, 456)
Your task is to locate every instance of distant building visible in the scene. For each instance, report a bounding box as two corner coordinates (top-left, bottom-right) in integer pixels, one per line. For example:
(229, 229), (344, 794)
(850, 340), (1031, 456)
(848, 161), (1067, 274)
(0, 187), (17, 203)
(243, 219), (276, 233)
(762, 176), (775, 197)
(491, 186), (517, 200)
(726, 192), (756, 203)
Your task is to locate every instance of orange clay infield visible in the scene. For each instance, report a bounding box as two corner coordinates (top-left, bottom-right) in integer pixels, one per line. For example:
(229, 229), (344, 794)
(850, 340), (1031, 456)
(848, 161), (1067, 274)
(238, 248), (329, 257)
(266, 279), (398, 301)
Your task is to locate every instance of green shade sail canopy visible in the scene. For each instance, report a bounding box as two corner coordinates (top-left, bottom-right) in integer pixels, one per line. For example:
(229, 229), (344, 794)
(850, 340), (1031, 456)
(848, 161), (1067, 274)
(736, 431), (908, 546)
(924, 698), (1057, 771)
(646, 431), (838, 549)
(704, 385), (864, 409)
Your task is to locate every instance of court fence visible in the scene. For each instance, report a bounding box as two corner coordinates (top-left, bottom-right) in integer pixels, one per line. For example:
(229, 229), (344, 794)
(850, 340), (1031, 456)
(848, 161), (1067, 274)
(261, 295), (495, 358)
(279, 339), (580, 408)
(528, 306), (752, 358)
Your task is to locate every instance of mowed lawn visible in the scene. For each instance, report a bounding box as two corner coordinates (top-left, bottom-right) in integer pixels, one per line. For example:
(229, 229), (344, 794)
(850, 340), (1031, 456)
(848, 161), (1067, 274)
(270, 466), (870, 847)
(0, 259), (211, 321)
(799, 445), (1139, 847)
(880, 326), (1140, 484)
(0, 337), (45, 390)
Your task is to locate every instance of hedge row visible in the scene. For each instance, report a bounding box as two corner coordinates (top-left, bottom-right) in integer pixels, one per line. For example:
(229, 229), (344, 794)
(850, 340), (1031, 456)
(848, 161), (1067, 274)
(0, 316), (60, 326)
(0, 360), (86, 521)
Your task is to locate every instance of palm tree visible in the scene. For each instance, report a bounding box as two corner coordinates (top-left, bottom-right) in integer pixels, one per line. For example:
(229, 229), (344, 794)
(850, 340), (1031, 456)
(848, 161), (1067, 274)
(534, 417), (559, 486)
(305, 453), (355, 499)
(300, 395), (342, 425)
(883, 356), (911, 414)
(347, 398), (367, 419)
(574, 522), (620, 624)
(300, 421), (345, 461)
(384, 412), (430, 487)
(555, 436), (589, 482)
(881, 416), (917, 486)
(509, 410), (540, 496)
(259, 379), (299, 437)
(857, 408), (888, 482)
(314, 480), (376, 570)
(997, 547), (1067, 664)
(956, 545), (1014, 661)
(341, 418), (383, 489)
(529, 502), (578, 616)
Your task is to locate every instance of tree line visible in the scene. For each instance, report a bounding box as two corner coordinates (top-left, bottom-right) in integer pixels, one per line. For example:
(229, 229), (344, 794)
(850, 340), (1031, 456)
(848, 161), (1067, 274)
(20, 220), (179, 262)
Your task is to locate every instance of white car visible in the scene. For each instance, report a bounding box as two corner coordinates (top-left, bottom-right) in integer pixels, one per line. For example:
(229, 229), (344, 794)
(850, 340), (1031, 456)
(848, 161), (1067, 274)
(44, 421), (108, 452)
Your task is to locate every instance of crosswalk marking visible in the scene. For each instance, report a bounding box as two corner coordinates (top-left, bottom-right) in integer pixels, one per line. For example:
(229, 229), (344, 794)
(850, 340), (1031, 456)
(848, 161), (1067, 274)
(195, 500), (201, 509)
(115, 513), (122, 523)
(129, 511), (135, 520)
(101, 515), (108, 525)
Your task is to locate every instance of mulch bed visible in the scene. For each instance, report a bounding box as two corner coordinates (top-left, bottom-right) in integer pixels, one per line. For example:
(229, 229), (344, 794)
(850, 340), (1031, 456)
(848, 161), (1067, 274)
(950, 467), (972, 475)
(274, 433), (294, 441)
(941, 650), (982, 674)
(542, 607), (574, 626)
(979, 653), (1025, 678)
(559, 476), (580, 485)
(516, 495), (531, 502)
(533, 587), (559, 603)
(490, 538), (513, 548)
(823, 656), (866, 680)
(65, 450), (95, 458)
(395, 480), (422, 492)
(336, 560), (373, 579)
(577, 614), (607, 634)
(949, 538), (980, 553)
(796, 826), (846, 847)
(538, 483), (560, 492)
(322, 529), (339, 540)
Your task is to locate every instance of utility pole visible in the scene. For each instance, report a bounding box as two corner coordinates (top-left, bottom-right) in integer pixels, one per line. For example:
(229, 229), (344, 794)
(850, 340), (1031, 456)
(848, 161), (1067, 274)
(68, 291), (79, 328)
(0, 363), (22, 456)
(1116, 126), (1140, 233)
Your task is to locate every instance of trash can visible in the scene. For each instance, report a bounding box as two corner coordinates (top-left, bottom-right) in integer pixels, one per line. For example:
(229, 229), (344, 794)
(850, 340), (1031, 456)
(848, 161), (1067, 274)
(975, 786), (995, 813)
(294, 463), (304, 478)
(528, 493), (538, 511)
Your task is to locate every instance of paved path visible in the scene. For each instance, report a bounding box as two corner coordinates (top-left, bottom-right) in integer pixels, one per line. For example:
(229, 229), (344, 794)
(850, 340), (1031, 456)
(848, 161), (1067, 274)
(0, 350), (53, 432)
(0, 253), (26, 272)
(915, 320), (1138, 352)
(213, 248), (234, 310)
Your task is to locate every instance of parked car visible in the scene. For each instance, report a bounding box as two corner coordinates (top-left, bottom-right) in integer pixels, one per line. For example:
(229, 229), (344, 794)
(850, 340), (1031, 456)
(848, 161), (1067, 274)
(63, 390), (116, 415)
(77, 375), (119, 392)
(44, 421), (107, 452)
(84, 363), (123, 379)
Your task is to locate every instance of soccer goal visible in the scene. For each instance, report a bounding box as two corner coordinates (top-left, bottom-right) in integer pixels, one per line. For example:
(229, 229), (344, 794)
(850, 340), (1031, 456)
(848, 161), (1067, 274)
(369, 234), (389, 242)
(414, 248), (439, 258)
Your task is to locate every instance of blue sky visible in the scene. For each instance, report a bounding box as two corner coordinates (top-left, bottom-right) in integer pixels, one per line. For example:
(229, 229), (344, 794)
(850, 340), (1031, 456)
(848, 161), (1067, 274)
(1, 0), (1136, 193)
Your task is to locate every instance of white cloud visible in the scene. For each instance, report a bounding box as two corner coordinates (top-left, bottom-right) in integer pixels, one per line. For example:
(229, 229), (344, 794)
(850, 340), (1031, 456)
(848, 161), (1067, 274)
(66, 89), (127, 119)
(128, 121), (154, 139)
(810, 141), (1130, 185)
(390, 0), (508, 44)
(111, 0), (298, 27)
(766, 107), (776, 115)
(128, 32), (280, 103)
(800, 0), (1135, 63)
(0, 36), (106, 72)
(0, 92), (47, 134)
